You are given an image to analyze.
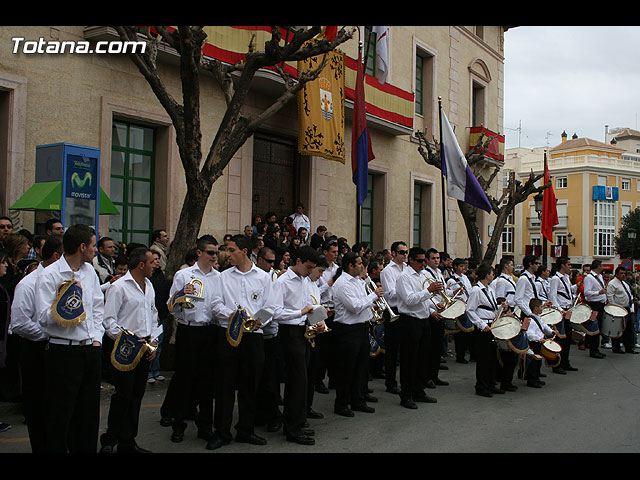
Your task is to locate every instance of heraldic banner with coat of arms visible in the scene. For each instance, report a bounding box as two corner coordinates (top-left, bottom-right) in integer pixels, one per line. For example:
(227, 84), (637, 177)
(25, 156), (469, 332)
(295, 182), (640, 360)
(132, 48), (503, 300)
(297, 45), (345, 163)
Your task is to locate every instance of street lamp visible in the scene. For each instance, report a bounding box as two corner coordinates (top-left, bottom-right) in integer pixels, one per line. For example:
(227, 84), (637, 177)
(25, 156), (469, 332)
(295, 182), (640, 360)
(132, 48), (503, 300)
(628, 227), (637, 273)
(534, 192), (547, 266)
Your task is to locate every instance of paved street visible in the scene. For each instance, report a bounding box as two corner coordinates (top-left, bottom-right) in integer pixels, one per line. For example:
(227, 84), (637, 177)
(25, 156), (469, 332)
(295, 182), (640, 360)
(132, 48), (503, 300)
(2, 342), (640, 453)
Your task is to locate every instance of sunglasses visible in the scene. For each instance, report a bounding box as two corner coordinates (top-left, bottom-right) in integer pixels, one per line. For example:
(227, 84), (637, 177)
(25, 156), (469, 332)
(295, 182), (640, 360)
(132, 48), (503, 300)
(396, 250), (408, 255)
(260, 257), (275, 264)
(415, 258), (427, 263)
(203, 250), (218, 256)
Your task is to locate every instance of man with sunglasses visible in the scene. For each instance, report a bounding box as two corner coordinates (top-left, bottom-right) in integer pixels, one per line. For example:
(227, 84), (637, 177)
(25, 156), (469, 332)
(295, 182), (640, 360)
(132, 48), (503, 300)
(165, 235), (219, 447)
(379, 241), (408, 394)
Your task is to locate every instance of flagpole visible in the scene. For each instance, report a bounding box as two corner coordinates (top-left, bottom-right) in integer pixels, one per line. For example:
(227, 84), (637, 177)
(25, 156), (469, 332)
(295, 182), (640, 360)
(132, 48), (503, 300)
(355, 30), (363, 244)
(438, 96), (448, 254)
(542, 149), (548, 267)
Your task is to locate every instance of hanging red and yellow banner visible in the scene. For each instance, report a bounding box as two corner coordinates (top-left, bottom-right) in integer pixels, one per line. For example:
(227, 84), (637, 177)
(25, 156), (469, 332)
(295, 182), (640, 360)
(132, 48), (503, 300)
(297, 45), (346, 163)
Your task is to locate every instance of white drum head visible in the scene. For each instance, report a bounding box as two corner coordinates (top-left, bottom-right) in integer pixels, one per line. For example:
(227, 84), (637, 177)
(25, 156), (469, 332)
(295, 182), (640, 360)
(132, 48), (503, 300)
(440, 298), (466, 319)
(541, 307), (563, 326)
(604, 304), (628, 318)
(570, 304), (592, 324)
(542, 339), (562, 353)
(491, 314), (521, 340)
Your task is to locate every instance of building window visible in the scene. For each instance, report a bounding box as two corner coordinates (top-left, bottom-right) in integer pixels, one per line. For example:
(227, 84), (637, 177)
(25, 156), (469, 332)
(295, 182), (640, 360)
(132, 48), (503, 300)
(413, 183), (422, 247)
(556, 176), (567, 189)
(472, 81), (486, 127)
(415, 48), (435, 131)
(531, 236), (541, 246)
(415, 55), (423, 115)
(556, 234), (567, 246)
(501, 199), (514, 253)
(364, 27), (378, 78)
(593, 200), (615, 257)
(109, 121), (155, 246)
(360, 173), (374, 246)
(622, 179), (630, 191)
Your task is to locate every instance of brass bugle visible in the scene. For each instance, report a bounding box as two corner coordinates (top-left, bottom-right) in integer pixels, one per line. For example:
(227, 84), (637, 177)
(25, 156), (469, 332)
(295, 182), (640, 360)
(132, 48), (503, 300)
(117, 326), (157, 354)
(365, 276), (399, 324)
(421, 276), (456, 310)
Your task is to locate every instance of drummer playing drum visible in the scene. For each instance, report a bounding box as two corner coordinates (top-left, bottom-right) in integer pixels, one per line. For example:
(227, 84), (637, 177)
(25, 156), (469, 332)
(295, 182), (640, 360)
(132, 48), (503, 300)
(548, 256), (579, 373)
(523, 298), (556, 388)
(606, 266), (638, 354)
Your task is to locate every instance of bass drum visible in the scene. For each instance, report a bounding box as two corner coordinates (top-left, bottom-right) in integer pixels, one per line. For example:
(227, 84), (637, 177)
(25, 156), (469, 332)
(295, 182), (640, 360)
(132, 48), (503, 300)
(491, 314), (529, 354)
(601, 304), (628, 339)
(541, 307), (563, 326)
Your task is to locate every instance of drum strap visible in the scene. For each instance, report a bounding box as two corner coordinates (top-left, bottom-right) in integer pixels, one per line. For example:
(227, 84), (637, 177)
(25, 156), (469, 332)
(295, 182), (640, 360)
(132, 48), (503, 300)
(591, 273), (605, 289)
(525, 275), (539, 300)
(535, 279), (548, 299)
(558, 274), (572, 300)
(481, 287), (498, 311)
(527, 314), (545, 332)
(621, 281), (633, 311)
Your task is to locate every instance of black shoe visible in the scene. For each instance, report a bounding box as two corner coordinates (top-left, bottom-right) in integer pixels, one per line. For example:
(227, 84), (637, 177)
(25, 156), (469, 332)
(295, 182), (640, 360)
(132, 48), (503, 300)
(424, 379), (436, 389)
(197, 429), (214, 442)
(527, 381), (542, 388)
(552, 367), (567, 375)
(386, 386), (400, 394)
(489, 386), (505, 394)
(539, 372), (547, 378)
(456, 358), (469, 364)
(476, 389), (493, 398)
(538, 379), (546, 385)
(160, 416), (172, 427)
(590, 352), (606, 359)
(170, 423), (186, 443)
(400, 398), (418, 409)
(235, 432), (267, 446)
(315, 383), (329, 394)
(99, 444), (115, 453)
(414, 394), (437, 403)
(364, 394), (378, 403)
(563, 365), (579, 371)
(266, 420), (282, 432)
(307, 408), (324, 419)
(434, 378), (449, 386)
(286, 433), (315, 445)
(439, 364), (449, 370)
(334, 407), (354, 417)
(117, 444), (151, 454)
(352, 404), (375, 413)
(501, 383), (518, 392)
(612, 348), (625, 354)
(626, 349), (639, 354)
(206, 434), (230, 451)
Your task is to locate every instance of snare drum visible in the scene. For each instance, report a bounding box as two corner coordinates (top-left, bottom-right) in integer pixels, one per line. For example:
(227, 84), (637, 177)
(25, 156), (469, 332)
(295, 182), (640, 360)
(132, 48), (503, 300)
(541, 307), (563, 326)
(540, 339), (562, 367)
(491, 314), (529, 354)
(602, 304), (628, 339)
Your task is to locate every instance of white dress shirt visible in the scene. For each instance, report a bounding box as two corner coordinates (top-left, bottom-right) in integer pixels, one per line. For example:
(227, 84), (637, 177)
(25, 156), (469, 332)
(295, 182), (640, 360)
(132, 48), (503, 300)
(168, 263), (219, 325)
(466, 283), (500, 330)
(395, 267), (433, 319)
(515, 270), (539, 318)
(305, 276), (324, 324)
(318, 262), (338, 304)
(607, 277), (634, 313)
(535, 277), (550, 302)
(422, 266), (446, 305)
(10, 263), (47, 342)
(549, 272), (575, 311)
(492, 273), (517, 307)
(525, 313), (553, 342)
(274, 268), (311, 327)
(446, 273), (472, 303)
(262, 268), (280, 338)
(380, 260), (405, 308)
(289, 212), (311, 235)
(36, 255), (105, 344)
(584, 272), (607, 303)
(103, 271), (158, 340)
(332, 272), (377, 325)
(210, 264), (276, 332)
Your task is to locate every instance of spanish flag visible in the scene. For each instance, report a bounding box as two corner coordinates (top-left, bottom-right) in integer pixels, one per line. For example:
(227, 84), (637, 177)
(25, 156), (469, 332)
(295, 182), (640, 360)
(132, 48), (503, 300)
(297, 44), (346, 163)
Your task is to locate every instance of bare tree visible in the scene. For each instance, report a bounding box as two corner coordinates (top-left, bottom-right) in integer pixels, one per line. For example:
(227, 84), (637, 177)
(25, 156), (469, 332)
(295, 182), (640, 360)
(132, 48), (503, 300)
(416, 130), (550, 265)
(111, 26), (355, 275)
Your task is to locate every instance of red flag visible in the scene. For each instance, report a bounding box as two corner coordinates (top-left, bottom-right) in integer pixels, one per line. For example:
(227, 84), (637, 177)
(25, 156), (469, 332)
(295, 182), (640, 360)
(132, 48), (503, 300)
(324, 26), (338, 42)
(351, 50), (375, 205)
(541, 153), (558, 242)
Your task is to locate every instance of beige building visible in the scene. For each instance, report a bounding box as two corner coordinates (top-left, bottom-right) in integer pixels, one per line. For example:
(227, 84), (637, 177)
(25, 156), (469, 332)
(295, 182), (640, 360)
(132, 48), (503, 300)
(0, 26), (509, 256)
(504, 130), (640, 270)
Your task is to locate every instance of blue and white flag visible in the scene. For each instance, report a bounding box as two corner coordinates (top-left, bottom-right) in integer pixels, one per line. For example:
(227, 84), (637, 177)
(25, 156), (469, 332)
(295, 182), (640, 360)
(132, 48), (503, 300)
(440, 108), (492, 212)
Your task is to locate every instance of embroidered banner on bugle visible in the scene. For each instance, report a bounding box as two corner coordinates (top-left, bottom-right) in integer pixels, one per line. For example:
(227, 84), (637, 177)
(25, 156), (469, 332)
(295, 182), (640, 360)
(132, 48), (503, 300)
(297, 45), (346, 163)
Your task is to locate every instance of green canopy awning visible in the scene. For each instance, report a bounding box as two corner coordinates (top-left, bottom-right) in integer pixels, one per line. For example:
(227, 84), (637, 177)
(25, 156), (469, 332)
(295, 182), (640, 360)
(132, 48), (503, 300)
(10, 181), (120, 215)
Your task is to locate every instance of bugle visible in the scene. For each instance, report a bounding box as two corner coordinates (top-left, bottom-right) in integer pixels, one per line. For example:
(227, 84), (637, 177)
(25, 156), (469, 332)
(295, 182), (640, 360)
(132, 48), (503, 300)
(365, 276), (399, 324)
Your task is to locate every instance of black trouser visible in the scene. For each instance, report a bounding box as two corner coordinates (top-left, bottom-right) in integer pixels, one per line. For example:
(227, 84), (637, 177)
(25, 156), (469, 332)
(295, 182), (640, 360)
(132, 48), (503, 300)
(18, 337), (46, 453)
(454, 330), (472, 361)
(612, 312), (636, 351)
(426, 316), (444, 383)
(43, 343), (102, 453)
(496, 349), (517, 387)
(314, 316), (337, 387)
(526, 342), (542, 383)
(101, 353), (150, 448)
(587, 302), (604, 354)
(278, 325), (311, 434)
(213, 326), (264, 441)
(471, 330), (496, 393)
(306, 333), (321, 412)
(558, 317), (573, 368)
(333, 321), (370, 410)
(256, 335), (282, 425)
(384, 308), (400, 390)
(398, 314), (430, 400)
(171, 323), (216, 434)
